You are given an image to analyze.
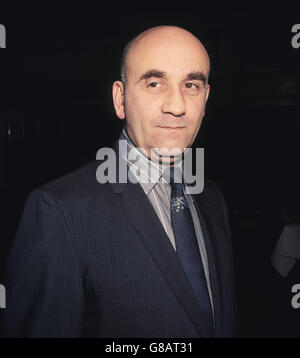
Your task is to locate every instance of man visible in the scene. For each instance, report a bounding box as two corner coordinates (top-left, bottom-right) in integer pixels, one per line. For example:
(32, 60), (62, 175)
(1, 25), (236, 337)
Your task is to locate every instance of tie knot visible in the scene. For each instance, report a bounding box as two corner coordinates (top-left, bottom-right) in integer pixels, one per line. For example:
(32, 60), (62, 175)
(168, 167), (184, 198)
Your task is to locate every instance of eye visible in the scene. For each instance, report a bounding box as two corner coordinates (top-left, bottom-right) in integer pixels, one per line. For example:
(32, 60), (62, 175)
(147, 81), (161, 88)
(185, 82), (199, 89)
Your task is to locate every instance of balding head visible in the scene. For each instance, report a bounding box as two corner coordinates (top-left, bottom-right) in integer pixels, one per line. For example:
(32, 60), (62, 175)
(120, 26), (210, 85)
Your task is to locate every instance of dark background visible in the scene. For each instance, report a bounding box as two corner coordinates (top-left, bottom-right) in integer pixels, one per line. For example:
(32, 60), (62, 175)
(1, 5), (300, 337)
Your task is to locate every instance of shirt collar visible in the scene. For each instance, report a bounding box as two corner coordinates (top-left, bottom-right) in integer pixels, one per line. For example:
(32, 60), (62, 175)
(118, 128), (183, 195)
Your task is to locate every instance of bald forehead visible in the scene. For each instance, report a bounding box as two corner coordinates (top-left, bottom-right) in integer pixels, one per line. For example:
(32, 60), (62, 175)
(125, 26), (210, 77)
(132, 26), (206, 51)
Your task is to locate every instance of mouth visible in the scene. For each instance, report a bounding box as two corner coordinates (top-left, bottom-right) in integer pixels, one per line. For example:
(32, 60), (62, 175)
(157, 126), (185, 130)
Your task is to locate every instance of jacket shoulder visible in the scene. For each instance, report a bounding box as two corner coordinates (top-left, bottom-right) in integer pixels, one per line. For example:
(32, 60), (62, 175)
(41, 159), (104, 195)
(197, 179), (231, 239)
(201, 179), (227, 210)
(29, 159), (112, 209)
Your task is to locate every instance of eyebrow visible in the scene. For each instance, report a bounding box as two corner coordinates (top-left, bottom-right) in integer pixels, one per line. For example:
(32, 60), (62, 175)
(136, 69), (207, 84)
(186, 71), (207, 84)
(137, 69), (167, 82)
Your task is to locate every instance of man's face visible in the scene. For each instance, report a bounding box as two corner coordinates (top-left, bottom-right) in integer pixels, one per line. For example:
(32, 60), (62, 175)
(113, 28), (210, 160)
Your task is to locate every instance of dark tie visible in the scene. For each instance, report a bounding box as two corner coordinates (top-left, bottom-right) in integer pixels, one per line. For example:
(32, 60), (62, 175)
(169, 167), (214, 335)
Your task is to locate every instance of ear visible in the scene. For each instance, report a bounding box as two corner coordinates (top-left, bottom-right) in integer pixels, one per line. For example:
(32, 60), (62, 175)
(112, 80), (125, 120)
(202, 84), (210, 117)
(205, 83), (210, 103)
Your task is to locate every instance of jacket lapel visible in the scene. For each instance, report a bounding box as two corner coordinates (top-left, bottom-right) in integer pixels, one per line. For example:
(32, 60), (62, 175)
(193, 193), (222, 337)
(110, 179), (211, 337)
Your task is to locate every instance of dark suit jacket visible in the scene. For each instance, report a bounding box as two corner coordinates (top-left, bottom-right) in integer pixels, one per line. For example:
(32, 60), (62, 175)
(1, 152), (236, 338)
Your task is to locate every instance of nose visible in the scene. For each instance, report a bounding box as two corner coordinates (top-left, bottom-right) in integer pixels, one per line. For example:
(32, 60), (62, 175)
(161, 86), (186, 117)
